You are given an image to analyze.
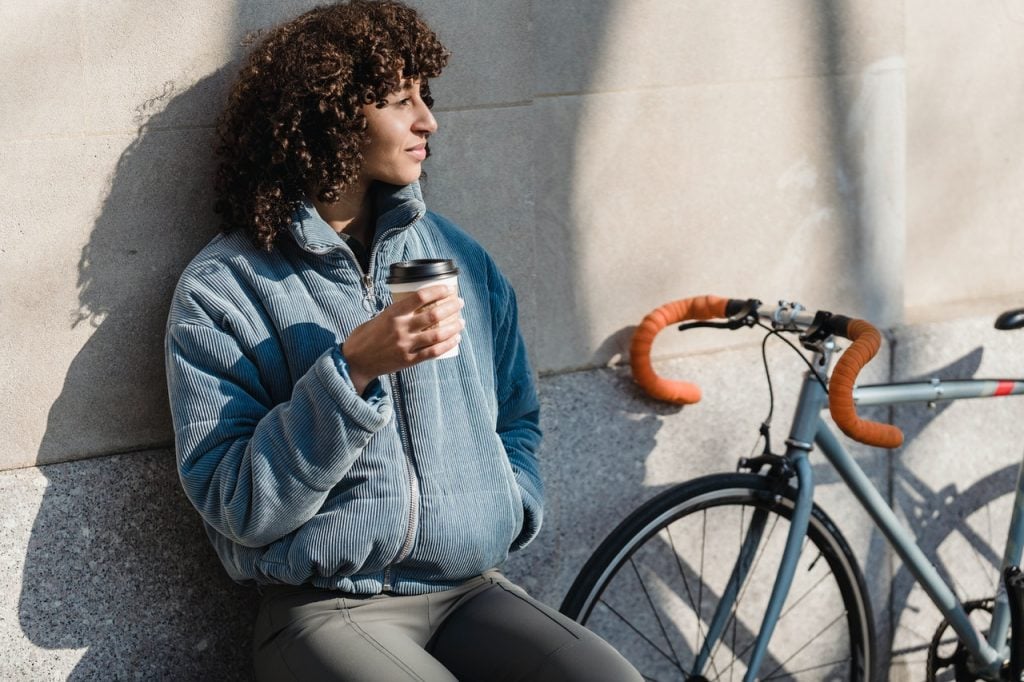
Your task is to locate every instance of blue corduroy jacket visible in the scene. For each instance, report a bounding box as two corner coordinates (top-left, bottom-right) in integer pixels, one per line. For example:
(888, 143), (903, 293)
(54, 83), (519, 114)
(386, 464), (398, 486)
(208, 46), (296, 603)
(164, 182), (542, 595)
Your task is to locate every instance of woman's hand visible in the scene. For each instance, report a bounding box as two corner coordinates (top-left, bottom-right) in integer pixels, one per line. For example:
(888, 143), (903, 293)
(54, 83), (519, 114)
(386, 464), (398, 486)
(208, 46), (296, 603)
(342, 285), (465, 394)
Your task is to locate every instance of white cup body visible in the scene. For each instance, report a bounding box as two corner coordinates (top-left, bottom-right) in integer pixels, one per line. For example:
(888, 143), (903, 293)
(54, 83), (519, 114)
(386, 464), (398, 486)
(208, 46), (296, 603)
(387, 274), (461, 359)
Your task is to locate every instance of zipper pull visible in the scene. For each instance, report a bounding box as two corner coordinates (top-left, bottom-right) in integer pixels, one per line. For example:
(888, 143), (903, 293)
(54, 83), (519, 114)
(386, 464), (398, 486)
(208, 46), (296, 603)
(362, 273), (378, 315)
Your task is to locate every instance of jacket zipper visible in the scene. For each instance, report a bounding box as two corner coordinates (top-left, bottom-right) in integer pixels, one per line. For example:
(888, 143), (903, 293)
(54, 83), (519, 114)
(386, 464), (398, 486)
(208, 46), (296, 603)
(343, 233), (419, 594)
(383, 371), (419, 592)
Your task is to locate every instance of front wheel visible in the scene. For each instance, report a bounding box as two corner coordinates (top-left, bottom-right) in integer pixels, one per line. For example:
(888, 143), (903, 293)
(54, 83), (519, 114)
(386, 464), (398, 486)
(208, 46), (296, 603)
(560, 473), (876, 681)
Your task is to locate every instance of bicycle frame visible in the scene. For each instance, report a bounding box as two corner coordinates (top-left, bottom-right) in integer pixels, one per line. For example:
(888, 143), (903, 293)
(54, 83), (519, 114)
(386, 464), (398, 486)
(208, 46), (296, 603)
(699, 353), (1024, 681)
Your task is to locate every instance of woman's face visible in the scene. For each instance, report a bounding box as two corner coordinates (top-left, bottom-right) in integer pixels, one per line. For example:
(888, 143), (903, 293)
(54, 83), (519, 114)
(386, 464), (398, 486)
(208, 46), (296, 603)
(359, 78), (438, 187)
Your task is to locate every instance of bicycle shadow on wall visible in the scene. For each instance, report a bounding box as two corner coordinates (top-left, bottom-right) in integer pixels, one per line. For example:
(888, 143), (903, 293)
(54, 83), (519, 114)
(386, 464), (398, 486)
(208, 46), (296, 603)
(21, 70), (256, 681)
(882, 345), (1024, 674)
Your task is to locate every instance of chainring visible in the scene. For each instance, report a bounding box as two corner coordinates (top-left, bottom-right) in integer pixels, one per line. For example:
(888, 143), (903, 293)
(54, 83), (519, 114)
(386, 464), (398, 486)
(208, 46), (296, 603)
(926, 598), (1007, 681)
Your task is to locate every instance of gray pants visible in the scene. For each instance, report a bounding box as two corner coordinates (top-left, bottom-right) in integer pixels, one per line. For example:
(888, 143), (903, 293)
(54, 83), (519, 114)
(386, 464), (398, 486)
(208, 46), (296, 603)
(252, 570), (642, 681)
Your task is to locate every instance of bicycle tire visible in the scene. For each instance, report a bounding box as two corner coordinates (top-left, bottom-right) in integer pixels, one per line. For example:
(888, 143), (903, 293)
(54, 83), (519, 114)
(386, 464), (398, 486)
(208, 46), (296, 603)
(560, 473), (876, 681)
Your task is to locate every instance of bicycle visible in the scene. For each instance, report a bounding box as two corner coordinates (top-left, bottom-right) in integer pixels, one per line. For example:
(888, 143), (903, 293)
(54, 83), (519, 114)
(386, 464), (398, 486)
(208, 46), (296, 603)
(559, 295), (1024, 681)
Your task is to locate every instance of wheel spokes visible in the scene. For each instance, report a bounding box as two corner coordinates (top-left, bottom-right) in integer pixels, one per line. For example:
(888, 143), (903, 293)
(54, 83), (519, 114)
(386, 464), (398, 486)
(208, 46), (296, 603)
(570, 480), (870, 681)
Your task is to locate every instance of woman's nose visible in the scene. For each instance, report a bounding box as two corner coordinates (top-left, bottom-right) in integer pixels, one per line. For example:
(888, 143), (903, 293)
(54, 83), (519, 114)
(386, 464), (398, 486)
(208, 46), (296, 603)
(415, 103), (438, 134)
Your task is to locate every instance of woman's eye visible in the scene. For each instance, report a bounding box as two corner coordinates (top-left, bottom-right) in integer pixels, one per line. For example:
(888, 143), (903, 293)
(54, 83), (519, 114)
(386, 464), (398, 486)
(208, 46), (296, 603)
(397, 97), (413, 106)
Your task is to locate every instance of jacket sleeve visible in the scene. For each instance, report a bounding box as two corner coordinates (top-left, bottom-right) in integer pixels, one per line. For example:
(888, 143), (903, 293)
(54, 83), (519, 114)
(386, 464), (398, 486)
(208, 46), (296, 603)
(165, 321), (392, 548)
(491, 273), (544, 551)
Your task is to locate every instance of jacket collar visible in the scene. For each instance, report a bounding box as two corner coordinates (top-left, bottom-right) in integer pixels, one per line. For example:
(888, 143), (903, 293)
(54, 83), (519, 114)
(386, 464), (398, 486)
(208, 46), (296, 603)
(287, 182), (427, 256)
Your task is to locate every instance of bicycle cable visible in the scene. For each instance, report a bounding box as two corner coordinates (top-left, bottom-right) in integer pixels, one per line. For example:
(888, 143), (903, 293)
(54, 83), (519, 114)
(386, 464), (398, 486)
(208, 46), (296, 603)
(754, 321), (831, 456)
(757, 328), (777, 455)
(755, 321), (830, 394)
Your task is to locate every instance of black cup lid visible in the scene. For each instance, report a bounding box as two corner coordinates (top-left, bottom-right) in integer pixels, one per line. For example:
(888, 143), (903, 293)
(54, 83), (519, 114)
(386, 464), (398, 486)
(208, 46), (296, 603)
(387, 259), (459, 283)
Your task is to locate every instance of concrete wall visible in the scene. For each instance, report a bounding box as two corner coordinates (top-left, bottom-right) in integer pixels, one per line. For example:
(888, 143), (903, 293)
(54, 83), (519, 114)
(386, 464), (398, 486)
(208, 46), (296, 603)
(905, 0), (1024, 311)
(1, 0), (1022, 678)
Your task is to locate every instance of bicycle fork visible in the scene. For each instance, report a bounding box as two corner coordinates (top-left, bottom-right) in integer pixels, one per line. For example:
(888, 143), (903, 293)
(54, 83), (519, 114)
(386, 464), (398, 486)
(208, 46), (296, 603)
(692, 375), (821, 680)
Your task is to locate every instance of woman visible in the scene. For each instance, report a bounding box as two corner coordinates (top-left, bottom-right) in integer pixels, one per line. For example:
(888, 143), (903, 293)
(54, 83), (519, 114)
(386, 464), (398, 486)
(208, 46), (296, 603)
(164, 1), (641, 680)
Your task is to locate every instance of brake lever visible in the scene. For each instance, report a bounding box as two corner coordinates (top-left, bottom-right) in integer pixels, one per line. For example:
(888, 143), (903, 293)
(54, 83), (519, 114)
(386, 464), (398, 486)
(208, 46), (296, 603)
(677, 302), (760, 333)
(677, 319), (749, 332)
(799, 310), (835, 348)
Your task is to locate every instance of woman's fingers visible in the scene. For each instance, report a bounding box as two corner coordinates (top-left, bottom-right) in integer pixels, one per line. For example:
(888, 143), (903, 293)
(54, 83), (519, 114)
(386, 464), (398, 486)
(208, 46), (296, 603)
(414, 329), (463, 359)
(411, 315), (465, 352)
(392, 284), (457, 314)
(429, 331), (463, 358)
(410, 295), (463, 330)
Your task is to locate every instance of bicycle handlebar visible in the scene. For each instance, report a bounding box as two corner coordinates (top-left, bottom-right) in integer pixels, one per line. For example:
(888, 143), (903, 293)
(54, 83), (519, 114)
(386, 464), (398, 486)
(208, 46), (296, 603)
(630, 295), (731, 405)
(826, 317), (904, 448)
(629, 295), (905, 449)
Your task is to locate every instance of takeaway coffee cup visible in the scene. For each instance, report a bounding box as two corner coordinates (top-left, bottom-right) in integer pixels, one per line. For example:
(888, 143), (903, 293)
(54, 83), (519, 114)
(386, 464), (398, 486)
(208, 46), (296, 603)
(387, 259), (461, 359)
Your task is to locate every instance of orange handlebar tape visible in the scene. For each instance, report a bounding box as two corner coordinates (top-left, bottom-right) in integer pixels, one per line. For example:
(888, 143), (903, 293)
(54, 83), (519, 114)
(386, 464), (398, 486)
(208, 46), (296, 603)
(828, 319), (904, 449)
(630, 295), (730, 404)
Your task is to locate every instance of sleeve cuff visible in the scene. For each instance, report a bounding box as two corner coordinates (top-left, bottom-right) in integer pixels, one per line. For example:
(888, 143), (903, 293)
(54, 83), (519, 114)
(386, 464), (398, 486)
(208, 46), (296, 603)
(361, 377), (385, 403)
(510, 481), (543, 552)
(335, 350), (386, 404)
(313, 346), (392, 433)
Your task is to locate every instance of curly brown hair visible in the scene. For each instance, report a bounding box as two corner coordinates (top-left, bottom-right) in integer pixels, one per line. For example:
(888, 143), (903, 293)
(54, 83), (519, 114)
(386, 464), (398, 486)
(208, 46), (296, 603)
(213, 0), (450, 250)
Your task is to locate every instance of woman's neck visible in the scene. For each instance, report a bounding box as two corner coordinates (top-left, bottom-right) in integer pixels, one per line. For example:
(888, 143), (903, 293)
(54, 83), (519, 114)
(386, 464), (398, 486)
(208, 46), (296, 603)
(312, 182), (375, 245)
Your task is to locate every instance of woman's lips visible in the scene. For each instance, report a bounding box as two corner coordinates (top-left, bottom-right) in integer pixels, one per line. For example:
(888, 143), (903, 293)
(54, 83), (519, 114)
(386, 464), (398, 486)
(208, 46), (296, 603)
(406, 144), (427, 161)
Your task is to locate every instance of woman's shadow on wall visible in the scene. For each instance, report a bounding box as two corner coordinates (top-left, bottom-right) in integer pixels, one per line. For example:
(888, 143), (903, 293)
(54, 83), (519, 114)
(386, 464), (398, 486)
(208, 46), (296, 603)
(20, 69), (257, 680)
